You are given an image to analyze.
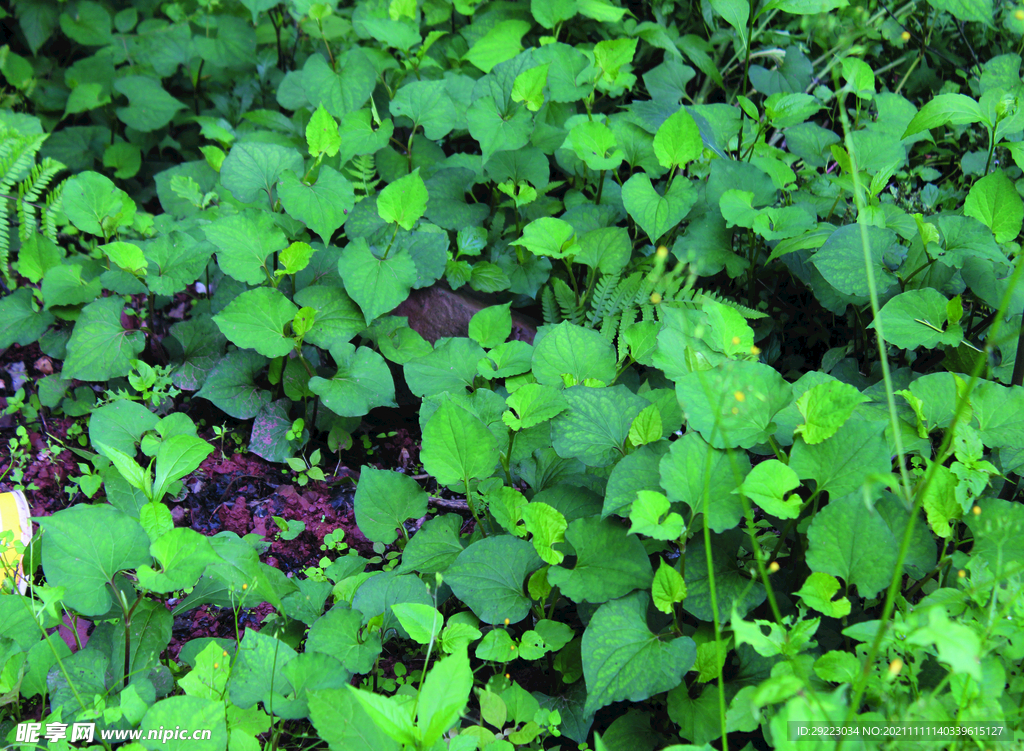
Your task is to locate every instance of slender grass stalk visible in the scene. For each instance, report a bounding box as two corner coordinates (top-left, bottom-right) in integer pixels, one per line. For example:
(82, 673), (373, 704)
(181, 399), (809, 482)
(833, 82), (1024, 749)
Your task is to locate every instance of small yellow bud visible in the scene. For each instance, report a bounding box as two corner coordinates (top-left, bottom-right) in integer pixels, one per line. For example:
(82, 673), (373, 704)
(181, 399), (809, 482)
(504, 618), (510, 626)
(768, 561), (780, 573)
(731, 407), (739, 415)
(656, 245), (669, 258)
(505, 673), (510, 679)
(1016, 9), (1024, 19)
(900, 30), (911, 41)
(958, 569), (967, 578)
(511, 644), (516, 650)
(222, 650), (228, 657)
(888, 658), (903, 676)
(214, 663), (220, 669)
(750, 345), (761, 355)
(242, 583), (248, 590)
(732, 336), (741, 345)
(650, 292), (662, 304)
(972, 505), (981, 515)
(734, 391), (746, 402)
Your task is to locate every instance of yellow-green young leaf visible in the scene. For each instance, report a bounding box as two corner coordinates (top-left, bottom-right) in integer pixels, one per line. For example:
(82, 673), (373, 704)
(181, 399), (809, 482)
(813, 651), (861, 684)
(102, 241), (147, 275)
(731, 605), (820, 658)
(901, 93), (985, 139)
(568, 120), (624, 171)
(629, 490), (684, 540)
(346, 687), (418, 746)
(469, 303), (512, 349)
(306, 104), (341, 157)
(377, 168), (428, 230)
(292, 307), (316, 339)
(908, 609), (982, 681)
(531, 0), (577, 28)
(309, 3), (331, 20)
(578, 0), (627, 21)
(478, 689), (507, 730)
(95, 441), (149, 493)
(736, 95), (758, 121)
(794, 380), (870, 445)
(840, 56), (874, 99)
(528, 566), (552, 600)
(734, 459), (802, 519)
(795, 572), (852, 618)
(389, 0), (417, 20)
(140, 500), (173, 542)
(964, 169), (1024, 243)
(485, 485), (528, 537)
(913, 212), (940, 246)
(920, 461), (960, 538)
(703, 299), (755, 357)
(709, 0), (749, 47)
(280, 241), (314, 275)
(440, 621), (482, 655)
(947, 294), (963, 326)
(199, 145), (225, 172)
(522, 502), (567, 565)
(464, 19), (530, 73)
(628, 403), (662, 446)
(512, 217), (579, 258)
(593, 38), (637, 84)
(391, 603), (443, 644)
(693, 638), (730, 683)
(177, 642), (231, 699)
(651, 559), (686, 614)
(512, 64), (548, 112)
(653, 107), (702, 169)
(895, 388), (929, 439)
(509, 721), (542, 744)
(418, 649), (474, 746)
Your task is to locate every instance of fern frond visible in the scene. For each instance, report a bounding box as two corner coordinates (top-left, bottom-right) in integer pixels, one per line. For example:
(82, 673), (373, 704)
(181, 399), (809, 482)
(17, 158), (61, 241)
(599, 311), (620, 344)
(44, 178), (66, 242)
(551, 277), (584, 325)
(541, 285), (560, 325)
(1, 125), (61, 288)
(0, 196), (9, 286)
(344, 154), (380, 200)
(607, 272), (644, 319)
(586, 272), (620, 328)
(694, 291), (767, 319)
(616, 307), (637, 360)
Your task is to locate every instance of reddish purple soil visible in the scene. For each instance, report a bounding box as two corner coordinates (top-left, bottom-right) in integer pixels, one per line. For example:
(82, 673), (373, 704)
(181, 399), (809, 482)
(1, 341), (426, 661)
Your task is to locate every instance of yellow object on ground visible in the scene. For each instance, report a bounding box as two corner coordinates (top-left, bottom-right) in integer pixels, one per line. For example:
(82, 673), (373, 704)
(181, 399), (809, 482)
(0, 490), (31, 594)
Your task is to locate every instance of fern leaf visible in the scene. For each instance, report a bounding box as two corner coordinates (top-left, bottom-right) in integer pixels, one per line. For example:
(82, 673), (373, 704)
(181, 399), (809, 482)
(587, 272), (620, 328)
(541, 285), (560, 325)
(600, 311), (620, 344)
(617, 308), (637, 360)
(344, 154), (380, 200)
(0, 126), (61, 287)
(551, 277), (584, 325)
(695, 291), (767, 319)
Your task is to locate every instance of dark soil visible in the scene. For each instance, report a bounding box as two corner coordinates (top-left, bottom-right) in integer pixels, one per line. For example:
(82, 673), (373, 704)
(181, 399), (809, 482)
(0, 341), (435, 662)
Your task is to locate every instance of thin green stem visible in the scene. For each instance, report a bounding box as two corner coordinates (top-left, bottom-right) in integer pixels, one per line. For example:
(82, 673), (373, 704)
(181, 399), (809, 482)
(463, 474), (486, 536)
(834, 80), (1024, 748)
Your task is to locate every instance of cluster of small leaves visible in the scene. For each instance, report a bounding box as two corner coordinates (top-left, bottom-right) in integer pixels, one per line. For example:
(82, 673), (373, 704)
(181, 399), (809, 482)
(3, 0), (1024, 749)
